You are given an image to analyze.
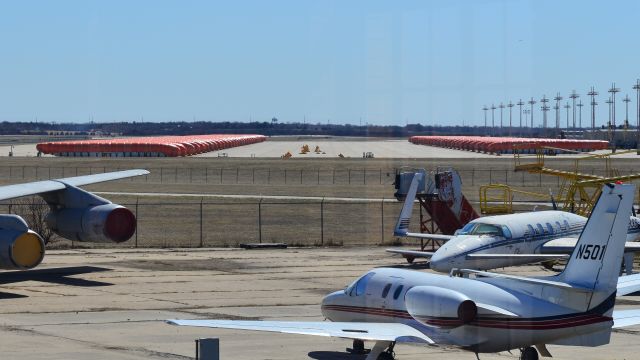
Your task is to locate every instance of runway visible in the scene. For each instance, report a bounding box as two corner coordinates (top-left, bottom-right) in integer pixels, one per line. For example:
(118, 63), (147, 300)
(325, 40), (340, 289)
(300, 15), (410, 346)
(1, 247), (639, 359)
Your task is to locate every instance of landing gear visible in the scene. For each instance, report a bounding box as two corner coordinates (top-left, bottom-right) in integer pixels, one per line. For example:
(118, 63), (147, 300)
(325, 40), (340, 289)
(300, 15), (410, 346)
(351, 339), (366, 354)
(365, 341), (395, 360)
(520, 346), (539, 360)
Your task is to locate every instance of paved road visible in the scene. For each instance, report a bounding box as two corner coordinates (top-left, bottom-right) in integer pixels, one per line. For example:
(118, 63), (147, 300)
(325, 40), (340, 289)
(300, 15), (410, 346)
(0, 247), (639, 359)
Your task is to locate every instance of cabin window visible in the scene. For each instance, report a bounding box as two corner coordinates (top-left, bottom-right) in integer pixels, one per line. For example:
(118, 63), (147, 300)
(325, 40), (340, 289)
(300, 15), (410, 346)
(526, 225), (535, 237)
(393, 285), (404, 300)
(555, 221), (562, 232)
(458, 222), (477, 235)
(546, 223), (554, 234)
(536, 223), (544, 235)
(564, 220), (570, 230)
(472, 223), (503, 236)
(381, 283), (392, 298)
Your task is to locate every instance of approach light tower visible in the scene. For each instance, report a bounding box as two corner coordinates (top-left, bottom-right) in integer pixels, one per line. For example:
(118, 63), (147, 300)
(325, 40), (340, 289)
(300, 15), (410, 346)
(606, 96), (614, 149)
(499, 103), (505, 135)
(528, 97), (537, 129)
(633, 79), (640, 152)
(577, 100), (584, 129)
(523, 109), (530, 130)
(554, 93), (563, 130)
(491, 104), (496, 134)
(540, 95), (549, 130)
(507, 101), (514, 136)
(482, 106), (489, 128)
(587, 87), (598, 131)
(624, 95), (631, 129)
(564, 103), (571, 129)
(569, 90), (579, 129)
(609, 83), (620, 150)
(517, 99), (525, 136)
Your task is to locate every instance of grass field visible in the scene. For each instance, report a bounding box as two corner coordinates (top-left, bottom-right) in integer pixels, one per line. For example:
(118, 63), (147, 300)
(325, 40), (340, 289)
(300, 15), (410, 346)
(0, 153), (639, 248)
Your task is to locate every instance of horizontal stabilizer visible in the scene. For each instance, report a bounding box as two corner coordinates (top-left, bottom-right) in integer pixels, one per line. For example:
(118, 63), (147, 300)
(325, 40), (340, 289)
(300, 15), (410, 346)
(613, 309), (640, 328)
(617, 273), (640, 296)
(386, 249), (435, 258)
(167, 319), (434, 344)
(542, 238), (640, 254)
(456, 269), (593, 293)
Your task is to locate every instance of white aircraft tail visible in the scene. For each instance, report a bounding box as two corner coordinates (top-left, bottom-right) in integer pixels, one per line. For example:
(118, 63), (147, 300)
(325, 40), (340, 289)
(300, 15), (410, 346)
(393, 172), (423, 236)
(559, 183), (635, 309)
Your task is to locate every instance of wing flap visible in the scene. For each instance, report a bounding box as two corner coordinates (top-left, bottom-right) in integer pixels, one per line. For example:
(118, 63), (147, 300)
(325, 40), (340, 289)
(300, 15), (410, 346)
(167, 319), (434, 344)
(386, 249), (435, 258)
(617, 273), (640, 296)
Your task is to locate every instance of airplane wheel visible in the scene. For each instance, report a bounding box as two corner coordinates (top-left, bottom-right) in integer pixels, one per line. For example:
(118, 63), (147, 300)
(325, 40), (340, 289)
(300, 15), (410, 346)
(520, 347), (539, 360)
(377, 352), (394, 360)
(352, 339), (365, 354)
(406, 257), (415, 264)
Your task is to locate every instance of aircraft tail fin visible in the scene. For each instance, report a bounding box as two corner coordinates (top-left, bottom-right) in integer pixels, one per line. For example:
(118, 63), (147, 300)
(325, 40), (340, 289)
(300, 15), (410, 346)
(393, 172), (424, 237)
(559, 183), (635, 309)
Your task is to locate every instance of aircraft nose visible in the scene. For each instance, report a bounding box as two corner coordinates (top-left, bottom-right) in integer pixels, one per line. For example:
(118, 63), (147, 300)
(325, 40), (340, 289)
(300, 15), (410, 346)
(321, 291), (344, 317)
(429, 247), (457, 273)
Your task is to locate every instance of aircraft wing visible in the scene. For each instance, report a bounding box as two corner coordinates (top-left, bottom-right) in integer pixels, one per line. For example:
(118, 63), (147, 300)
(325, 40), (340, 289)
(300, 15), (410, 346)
(167, 319), (434, 344)
(386, 249), (435, 258)
(613, 309), (640, 328)
(399, 233), (453, 241)
(0, 169), (149, 201)
(466, 254), (568, 263)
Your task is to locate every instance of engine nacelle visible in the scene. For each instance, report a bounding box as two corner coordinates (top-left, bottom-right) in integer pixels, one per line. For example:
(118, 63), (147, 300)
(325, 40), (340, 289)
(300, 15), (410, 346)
(0, 215), (45, 270)
(46, 204), (136, 243)
(405, 286), (477, 328)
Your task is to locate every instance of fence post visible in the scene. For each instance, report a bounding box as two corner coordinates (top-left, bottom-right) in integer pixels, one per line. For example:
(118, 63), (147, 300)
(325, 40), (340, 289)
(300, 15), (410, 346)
(284, 169), (287, 184)
(205, 168), (208, 183)
(471, 169), (475, 186)
(489, 169), (492, 184)
(320, 198), (324, 246)
(332, 169), (335, 184)
(364, 169), (367, 185)
(135, 197), (139, 248)
(268, 168), (271, 184)
(317, 169), (320, 185)
(379, 168), (382, 184)
(300, 169), (303, 184)
(200, 198), (204, 247)
(252, 168), (255, 184)
(236, 168), (239, 184)
(175, 167), (178, 183)
(258, 198), (263, 243)
(505, 169), (508, 184)
(348, 169), (351, 184)
(381, 198), (384, 245)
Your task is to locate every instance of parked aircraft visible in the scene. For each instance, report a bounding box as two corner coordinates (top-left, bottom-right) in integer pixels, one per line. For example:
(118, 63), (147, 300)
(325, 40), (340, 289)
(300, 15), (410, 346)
(0, 169), (148, 270)
(169, 183), (640, 360)
(387, 172), (640, 273)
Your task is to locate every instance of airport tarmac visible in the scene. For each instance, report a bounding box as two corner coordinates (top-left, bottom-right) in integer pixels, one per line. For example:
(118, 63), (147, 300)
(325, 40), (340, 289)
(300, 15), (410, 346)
(1, 247), (639, 360)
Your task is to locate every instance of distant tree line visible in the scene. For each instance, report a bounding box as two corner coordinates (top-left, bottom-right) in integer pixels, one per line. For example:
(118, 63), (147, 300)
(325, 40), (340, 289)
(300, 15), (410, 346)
(0, 121), (627, 144)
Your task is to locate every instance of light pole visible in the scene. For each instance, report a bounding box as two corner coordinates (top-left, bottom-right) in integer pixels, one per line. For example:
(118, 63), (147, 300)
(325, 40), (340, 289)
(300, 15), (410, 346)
(587, 87), (598, 131)
(507, 101), (514, 136)
(606, 97), (614, 150)
(564, 103), (571, 129)
(540, 95), (549, 131)
(523, 109), (530, 130)
(569, 90), (579, 129)
(624, 94), (631, 147)
(577, 100), (584, 129)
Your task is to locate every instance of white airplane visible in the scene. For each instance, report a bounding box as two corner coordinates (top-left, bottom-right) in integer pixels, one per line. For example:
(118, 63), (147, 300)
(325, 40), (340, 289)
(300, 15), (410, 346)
(0, 169), (148, 270)
(168, 183), (640, 360)
(387, 172), (640, 273)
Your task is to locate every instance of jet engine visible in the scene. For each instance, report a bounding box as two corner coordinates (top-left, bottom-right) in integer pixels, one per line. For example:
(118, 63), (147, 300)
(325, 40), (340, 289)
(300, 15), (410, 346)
(405, 286), (477, 327)
(46, 204), (136, 243)
(0, 215), (45, 270)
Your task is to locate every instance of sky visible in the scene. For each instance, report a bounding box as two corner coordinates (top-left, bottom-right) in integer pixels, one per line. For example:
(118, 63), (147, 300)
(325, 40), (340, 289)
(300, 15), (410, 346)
(0, 0), (639, 127)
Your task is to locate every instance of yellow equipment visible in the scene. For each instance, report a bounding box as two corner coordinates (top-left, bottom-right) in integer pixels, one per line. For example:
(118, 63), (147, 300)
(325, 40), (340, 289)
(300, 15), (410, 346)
(300, 145), (310, 154)
(479, 145), (640, 216)
(281, 151), (292, 159)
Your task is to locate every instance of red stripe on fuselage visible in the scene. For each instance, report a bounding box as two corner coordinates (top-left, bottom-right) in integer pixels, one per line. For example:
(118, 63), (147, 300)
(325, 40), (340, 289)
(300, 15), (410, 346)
(321, 305), (612, 330)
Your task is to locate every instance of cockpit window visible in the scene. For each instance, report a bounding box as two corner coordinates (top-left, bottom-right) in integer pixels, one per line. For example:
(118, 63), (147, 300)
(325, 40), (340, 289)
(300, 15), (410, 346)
(348, 272), (374, 296)
(457, 222), (503, 236)
(457, 222), (477, 235)
(472, 223), (503, 236)
(501, 225), (512, 239)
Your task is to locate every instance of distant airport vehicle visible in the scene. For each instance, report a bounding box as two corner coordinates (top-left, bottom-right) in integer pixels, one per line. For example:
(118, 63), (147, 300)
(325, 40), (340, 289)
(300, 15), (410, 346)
(0, 169), (148, 270)
(387, 172), (640, 273)
(169, 184), (640, 360)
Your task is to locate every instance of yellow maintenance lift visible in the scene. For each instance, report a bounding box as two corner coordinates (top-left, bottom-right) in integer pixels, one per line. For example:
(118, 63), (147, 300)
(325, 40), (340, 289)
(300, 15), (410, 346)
(479, 144), (640, 216)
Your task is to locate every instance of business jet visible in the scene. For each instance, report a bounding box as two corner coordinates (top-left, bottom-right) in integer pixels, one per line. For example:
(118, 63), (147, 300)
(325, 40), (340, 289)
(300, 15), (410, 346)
(169, 183), (640, 360)
(0, 169), (148, 270)
(387, 172), (640, 273)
